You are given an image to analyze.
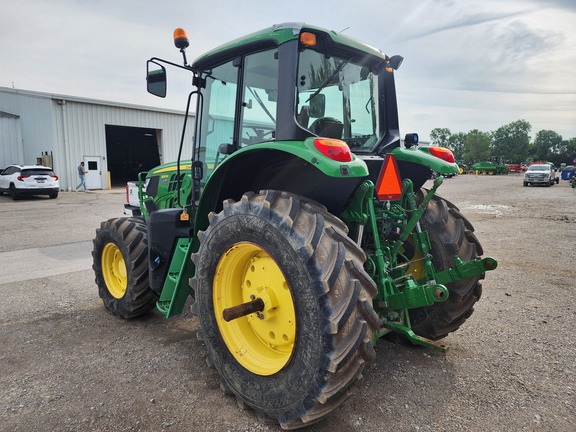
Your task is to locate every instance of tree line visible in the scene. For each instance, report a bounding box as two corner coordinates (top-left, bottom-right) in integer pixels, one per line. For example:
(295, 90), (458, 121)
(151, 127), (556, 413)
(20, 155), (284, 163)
(429, 120), (576, 167)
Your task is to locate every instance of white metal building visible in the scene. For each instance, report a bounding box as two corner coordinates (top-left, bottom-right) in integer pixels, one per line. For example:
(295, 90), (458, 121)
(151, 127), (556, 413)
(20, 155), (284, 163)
(0, 86), (193, 191)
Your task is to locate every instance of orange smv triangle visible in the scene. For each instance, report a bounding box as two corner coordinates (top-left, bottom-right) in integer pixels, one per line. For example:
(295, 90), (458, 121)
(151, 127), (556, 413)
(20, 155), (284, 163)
(375, 154), (403, 201)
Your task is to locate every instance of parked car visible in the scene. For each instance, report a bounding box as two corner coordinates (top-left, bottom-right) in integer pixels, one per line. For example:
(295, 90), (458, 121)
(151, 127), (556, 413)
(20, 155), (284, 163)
(0, 164), (60, 199)
(523, 163), (558, 187)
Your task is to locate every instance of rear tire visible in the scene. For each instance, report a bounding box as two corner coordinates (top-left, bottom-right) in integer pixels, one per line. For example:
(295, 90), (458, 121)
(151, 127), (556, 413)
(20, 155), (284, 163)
(92, 217), (158, 318)
(192, 190), (378, 430)
(9, 184), (19, 200)
(409, 190), (484, 340)
(49, 192), (58, 199)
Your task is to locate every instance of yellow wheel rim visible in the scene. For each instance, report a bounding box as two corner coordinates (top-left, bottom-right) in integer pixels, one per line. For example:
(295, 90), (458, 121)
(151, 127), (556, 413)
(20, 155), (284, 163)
(101, 243), (128, 299)
(213, 242), (296, 376)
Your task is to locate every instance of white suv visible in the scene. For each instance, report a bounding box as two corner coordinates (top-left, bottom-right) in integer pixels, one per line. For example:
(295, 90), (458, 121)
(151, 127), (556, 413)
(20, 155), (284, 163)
(0, 164), (60, 199)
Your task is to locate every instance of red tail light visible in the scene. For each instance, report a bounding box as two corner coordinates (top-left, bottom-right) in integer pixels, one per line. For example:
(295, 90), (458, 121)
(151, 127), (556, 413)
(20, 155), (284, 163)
(17, 175), (30, 181)
(313, 138), (352, 162)
(125, 185), (129, 204)
(50, 175), (59, 180)
(429, 146), (455, 163)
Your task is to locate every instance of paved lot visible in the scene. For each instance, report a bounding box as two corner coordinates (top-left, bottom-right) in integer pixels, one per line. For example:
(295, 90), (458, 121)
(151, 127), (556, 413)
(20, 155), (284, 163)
(0, 176), (575, 431)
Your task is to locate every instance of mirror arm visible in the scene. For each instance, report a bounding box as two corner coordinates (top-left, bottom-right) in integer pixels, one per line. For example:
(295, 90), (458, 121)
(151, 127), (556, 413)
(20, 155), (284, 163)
(148, 57), (197, 74)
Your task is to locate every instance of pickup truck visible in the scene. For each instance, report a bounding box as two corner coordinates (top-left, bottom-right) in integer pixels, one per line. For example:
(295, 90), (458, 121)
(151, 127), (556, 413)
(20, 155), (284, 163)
(523, 163), (559, 187)
(123, 181), (144, 217)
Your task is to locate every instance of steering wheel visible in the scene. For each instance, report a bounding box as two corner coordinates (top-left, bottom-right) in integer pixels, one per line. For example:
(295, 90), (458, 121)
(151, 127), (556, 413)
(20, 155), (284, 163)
(241, 128), (274, 145)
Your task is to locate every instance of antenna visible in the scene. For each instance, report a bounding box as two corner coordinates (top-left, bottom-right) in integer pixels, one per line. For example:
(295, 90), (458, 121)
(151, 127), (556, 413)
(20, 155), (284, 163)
(339, 26), (350, 33)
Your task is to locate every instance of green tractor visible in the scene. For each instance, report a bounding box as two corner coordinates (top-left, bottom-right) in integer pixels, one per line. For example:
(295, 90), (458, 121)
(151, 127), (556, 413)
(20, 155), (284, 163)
(92, 24), (497, 430)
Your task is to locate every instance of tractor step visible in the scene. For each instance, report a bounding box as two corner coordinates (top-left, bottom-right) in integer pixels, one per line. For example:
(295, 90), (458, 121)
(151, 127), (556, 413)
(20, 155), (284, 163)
(156, 238), (193, 318)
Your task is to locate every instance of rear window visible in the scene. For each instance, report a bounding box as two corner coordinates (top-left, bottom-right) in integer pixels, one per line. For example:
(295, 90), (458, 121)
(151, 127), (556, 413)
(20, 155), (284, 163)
(22, 169), (55, 176)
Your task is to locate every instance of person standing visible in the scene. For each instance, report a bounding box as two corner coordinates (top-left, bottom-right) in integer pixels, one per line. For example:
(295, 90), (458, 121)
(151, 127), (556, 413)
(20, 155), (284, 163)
(76, 161), (87, 191)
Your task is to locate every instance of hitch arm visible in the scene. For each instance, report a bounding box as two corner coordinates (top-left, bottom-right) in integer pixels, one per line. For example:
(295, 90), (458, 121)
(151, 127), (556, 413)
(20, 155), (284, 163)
(433, 257), (498, 286)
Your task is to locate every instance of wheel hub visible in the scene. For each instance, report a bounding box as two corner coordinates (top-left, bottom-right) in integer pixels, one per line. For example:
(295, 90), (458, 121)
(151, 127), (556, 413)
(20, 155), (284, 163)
(101, 243), (127, 299)
(213, 242), (296, 376)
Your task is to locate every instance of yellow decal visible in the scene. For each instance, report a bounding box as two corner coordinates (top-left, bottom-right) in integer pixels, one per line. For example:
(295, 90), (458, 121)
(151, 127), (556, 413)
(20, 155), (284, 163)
(153, 164), (192, 174)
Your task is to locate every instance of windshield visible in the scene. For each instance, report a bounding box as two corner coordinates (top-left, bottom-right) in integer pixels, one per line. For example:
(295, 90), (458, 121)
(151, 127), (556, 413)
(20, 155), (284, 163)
(296, 48), (381, 152)
(527, 165), (549, 171)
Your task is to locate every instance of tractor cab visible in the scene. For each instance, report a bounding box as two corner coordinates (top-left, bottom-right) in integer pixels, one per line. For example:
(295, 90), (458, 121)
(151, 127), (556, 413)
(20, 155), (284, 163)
(148, 23), (404, 186)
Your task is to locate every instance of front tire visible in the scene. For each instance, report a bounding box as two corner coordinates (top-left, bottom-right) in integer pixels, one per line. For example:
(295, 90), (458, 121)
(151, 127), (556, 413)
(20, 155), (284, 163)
(192, 190), (378, 430)
(92, 217), (158, 318)
(409, 190), (484, 340)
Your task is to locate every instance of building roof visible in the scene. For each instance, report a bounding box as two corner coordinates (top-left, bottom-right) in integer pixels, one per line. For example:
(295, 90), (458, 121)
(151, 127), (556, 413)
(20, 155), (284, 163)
(0, 110), (20, 119)
(0, 86), (186, 116)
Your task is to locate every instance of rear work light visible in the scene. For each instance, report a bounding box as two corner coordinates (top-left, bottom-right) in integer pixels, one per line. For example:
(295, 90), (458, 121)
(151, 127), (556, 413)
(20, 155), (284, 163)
(429, 146), (455, 163)
(375, 154), (403, 201)
(313, 138), (352, 162)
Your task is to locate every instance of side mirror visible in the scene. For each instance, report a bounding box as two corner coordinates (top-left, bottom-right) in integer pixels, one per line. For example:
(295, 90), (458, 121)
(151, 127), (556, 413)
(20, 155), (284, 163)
(309, 94), (325, 118)
(388, 55), (404, 71)
(147, 61), (167, 98)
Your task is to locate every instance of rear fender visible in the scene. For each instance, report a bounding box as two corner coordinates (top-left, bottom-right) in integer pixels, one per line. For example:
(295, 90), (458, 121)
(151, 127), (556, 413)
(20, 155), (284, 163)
(361, 147), (458, 192)
(391, 147), (459, 175)
(194, 138), (369, 233)
(392, 147), (459, 190)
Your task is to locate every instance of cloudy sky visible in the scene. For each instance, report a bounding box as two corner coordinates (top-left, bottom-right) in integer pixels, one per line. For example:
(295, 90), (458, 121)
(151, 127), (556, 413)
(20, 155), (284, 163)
(1, 0), (575, 141)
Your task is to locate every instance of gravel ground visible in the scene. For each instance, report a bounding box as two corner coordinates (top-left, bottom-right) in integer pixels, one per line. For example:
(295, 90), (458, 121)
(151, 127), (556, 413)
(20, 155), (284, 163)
(0, 174), (575, 432)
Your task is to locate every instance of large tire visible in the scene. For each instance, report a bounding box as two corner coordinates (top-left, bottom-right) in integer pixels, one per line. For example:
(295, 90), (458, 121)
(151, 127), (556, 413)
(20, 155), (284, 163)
(92, 217), (158, 319)
(408, 190), (484, 340)
(191, 190), (378, 430)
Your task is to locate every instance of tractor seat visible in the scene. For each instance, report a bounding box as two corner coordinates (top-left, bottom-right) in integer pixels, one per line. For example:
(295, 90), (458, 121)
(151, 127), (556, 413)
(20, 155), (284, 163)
(309, 117), (343, 139)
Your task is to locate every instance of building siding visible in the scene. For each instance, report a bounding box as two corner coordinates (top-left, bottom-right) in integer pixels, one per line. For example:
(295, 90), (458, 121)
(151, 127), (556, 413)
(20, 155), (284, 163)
(0, 87), (194, 190)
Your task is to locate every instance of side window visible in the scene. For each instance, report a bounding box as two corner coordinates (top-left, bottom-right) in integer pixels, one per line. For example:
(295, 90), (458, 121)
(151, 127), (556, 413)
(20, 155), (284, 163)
(196, 60), (239, 179)
(239, 50), (278, 146)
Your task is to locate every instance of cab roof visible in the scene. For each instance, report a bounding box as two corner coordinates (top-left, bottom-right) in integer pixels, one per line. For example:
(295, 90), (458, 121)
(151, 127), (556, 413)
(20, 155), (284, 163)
(192, 22), (387, 70)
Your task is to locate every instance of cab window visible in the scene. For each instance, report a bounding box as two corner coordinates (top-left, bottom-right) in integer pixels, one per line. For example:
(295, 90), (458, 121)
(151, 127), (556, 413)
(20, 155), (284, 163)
(239, 49), (278, 146)
(196, 60), (238, 178)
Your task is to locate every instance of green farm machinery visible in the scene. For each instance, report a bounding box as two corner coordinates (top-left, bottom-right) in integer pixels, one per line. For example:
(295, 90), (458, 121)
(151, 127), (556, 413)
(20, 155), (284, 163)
(92, 24), (497, 429)
(471, 160), (508, 175)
